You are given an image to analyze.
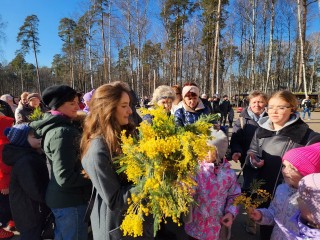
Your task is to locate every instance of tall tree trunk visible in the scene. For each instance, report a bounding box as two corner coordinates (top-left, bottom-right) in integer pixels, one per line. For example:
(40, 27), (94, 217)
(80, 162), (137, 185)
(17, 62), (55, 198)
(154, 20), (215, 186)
(32, 38), (41, 93)
(264, 0), (275, 92)
(211, 0), (221, 96)
(174, 23), (179, 85)
(108, 1), (112, 83)
(297, 0), (307, 96)
(88, 24), (94, 89)
(309, 62), (315, 92)
(20, 66), (24, 92)
(288, 12), (292, 90)
(179, 19), (185, 83)
(127, 9), (134, 90)
(250, 0), (257, 88)
(262, 0), (268, 80)
(101, 4), (108, 84)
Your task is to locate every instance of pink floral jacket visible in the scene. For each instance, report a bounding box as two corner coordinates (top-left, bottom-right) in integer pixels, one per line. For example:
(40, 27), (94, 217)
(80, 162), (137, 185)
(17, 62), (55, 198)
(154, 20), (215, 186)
(185, 159), (241, 240)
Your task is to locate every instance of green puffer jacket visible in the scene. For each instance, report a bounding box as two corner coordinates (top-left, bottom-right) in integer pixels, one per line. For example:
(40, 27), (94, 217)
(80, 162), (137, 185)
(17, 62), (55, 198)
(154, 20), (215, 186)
(30, 112), (91, 208)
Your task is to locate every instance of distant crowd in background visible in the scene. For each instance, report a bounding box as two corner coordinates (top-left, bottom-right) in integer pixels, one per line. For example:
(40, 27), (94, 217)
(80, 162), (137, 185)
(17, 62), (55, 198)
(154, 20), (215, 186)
(0, 83), (319, 240)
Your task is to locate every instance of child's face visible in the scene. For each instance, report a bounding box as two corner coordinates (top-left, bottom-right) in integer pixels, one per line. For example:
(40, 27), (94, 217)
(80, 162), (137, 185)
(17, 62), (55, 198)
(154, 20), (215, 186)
(28, 133), (42, 149)
(205, 150), (217, 163)
(282, 160), (303, 188)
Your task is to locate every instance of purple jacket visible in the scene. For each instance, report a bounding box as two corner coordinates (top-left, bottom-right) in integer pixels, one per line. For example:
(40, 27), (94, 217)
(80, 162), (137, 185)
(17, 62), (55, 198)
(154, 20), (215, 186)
(258, 183), (300, 240)
(276, 211), (320, 239)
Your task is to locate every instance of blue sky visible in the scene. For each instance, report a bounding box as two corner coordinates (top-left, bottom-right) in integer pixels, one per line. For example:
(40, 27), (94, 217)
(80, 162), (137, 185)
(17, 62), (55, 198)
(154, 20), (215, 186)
(0, 1), (319, 68)
(0, 0), (81, 67)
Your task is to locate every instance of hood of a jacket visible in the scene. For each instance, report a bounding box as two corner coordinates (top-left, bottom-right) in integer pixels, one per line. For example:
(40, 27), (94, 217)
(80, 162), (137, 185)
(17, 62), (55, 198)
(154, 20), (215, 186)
(30, 112), (73, 139)
(255, 112), (311, 144)
(0, 116), (14, 142)
(258, 112), (300, 131)
(2, 144), (38, 166)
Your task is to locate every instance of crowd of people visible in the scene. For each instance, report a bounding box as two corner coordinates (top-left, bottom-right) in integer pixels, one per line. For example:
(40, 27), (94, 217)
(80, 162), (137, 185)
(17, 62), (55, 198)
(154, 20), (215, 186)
(0, 83), (318, 240)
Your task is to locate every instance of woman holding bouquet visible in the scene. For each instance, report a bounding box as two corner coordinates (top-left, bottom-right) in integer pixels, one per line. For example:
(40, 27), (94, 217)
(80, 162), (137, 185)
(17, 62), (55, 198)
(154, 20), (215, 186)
(81, 81), (154, 240)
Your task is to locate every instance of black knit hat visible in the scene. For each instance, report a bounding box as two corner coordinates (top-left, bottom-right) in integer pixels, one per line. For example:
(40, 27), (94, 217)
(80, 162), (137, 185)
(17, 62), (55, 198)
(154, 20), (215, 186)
(42, 85), (77, 110)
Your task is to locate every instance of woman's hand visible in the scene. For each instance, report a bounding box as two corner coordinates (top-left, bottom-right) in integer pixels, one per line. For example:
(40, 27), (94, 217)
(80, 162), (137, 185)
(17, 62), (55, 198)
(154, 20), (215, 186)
(232, 152), (241, 163)
(248, 208), (262, 221)
(249, 152), (264, 168)
(220, 212), (234, 227)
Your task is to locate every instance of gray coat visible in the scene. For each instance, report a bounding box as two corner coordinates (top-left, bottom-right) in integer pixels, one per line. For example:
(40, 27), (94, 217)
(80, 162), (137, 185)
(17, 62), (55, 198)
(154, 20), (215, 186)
(82, 137), (154, 240)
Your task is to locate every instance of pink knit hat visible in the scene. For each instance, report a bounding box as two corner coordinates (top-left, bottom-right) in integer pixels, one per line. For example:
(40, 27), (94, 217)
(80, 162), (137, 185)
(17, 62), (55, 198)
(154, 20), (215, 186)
(298, 173), (320, 225)
(282, 142), (320, 176)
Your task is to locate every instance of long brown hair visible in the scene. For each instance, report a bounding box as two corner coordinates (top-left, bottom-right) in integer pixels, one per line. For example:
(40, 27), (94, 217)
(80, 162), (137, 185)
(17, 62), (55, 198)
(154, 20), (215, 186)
(80, 81), (135, 160)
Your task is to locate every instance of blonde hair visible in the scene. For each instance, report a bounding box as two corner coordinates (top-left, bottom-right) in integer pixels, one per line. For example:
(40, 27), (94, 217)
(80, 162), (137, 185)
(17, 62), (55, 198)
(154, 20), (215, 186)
(269, 90), (298, 112)
(151, 85), (176, 104)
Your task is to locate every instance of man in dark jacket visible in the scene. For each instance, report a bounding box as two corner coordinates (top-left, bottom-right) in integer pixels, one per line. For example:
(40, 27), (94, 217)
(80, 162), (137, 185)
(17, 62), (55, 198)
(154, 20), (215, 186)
(219, 95), (231, 126)
(211, 96), (221, 114)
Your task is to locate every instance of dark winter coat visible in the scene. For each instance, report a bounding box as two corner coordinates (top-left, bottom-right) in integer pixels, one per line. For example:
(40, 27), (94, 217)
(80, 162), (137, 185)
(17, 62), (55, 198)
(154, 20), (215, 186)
(2, 145), (49, 232)
(211, 100), (221, 114)
(200, 98), (213, 114)
(219, 99), (231, 114)
(30, 112), (91, 209)
(247, 114), (320, 206)
(82, 137), (154, 240)
(230, 108), (268, 166)
(174, 100), (211, 127)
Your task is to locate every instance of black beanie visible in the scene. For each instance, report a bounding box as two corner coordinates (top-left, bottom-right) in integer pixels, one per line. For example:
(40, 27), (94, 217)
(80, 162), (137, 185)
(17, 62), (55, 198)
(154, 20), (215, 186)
(42, 85), (77, 110)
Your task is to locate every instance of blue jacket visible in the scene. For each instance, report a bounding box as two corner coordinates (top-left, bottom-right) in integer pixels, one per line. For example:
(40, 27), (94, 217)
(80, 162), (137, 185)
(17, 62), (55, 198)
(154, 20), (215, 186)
(174, 100), (210, 127)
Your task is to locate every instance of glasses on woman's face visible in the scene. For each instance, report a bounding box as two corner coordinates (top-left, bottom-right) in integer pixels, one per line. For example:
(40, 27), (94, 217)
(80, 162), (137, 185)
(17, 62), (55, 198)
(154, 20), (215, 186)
(266, 105), (291, 113)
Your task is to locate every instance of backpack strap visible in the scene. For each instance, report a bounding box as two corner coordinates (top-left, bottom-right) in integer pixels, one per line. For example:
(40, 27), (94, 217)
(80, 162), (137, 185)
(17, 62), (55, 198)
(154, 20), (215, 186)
(239, 116), (244, 129)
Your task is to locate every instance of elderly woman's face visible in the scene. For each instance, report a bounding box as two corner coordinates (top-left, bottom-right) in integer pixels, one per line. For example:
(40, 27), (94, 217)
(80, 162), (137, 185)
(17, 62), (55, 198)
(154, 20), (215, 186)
(184, 96), (199, 109)
(157, 98), (173, 112)
(250, 96), (267, 115)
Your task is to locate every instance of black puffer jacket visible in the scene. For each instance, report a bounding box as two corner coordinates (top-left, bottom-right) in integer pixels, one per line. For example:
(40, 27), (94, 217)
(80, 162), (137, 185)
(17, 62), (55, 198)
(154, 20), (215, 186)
(230, 108), (267, 166)
(2, 144), (49, 231)
(247, 114), (320, 206)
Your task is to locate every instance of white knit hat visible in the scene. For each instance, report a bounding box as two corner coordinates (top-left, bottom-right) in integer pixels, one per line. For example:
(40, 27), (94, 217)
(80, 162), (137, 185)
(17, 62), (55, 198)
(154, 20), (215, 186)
(207, 129), (228, 160)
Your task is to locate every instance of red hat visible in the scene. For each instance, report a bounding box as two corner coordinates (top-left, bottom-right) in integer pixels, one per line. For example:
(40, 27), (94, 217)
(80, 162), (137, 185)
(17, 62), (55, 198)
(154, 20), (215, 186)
(282, 143), (320, 176)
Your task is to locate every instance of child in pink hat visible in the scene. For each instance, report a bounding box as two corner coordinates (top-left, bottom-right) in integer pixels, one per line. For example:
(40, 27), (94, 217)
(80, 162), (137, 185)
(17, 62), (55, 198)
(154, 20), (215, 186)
(249, 142), (320, 240)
